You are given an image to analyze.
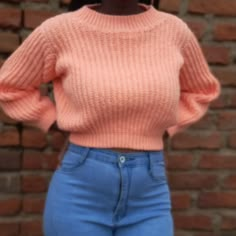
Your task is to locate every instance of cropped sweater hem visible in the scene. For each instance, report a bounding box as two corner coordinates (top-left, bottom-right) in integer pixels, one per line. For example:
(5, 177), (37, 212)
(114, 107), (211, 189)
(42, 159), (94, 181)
(69, 132), (165, 151)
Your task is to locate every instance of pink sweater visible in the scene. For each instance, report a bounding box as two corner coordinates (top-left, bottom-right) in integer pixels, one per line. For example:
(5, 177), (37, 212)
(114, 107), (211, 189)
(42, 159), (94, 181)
(0, 3), (221, 150)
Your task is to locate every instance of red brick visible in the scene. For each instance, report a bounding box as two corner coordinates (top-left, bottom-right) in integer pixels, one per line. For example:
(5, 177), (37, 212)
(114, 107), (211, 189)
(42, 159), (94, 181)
(174, 233), (189, 236)
(228, 131), (236, 148)
(189, 113), (217, 130)
(24, 9), (58, 29)
(188, 0), (236, 16)
(221, 215), (236, 230)
(183, 20), (207, 39)
(21, 175), (48, 193)
(199, 153), (236, 169)
(202, 45), (230, 65)
(166, 153), (193, 170)
(223, 175), (236, 189)
(171, 193), (191, 210)
(0, 150), (21, 170)
(21, 128), (47, 148)
(20, 219), (43, 235)
(0, 222), (20, 236)
(24, 0), (49, 2)
(23, 150), (59, 170)
(159, 0), (181, 12)
(23, 197), (45, 214)
(0, 175), (21, 193)
(214, 68), (236, 87)
(214, 23), (236, 41)
(0, 32), (19, 53)
(41, 152), (59, 170)
(171, 132), (221, 149)
(22, 150), (42, 169)
(60, 0), (70, 4)
(51, 131), (68, 151)
(173, 213), (213, 230)
(168, 173), (217, 189)
(0, 7), (21, 28)
(230, 93), (236, 108)
(195, 233), (217, 236)
(218, 111), (236, 130)
(198, 192), (236, 208)
(0, 198), (21, 216)
(0, 127), (20, 146)
(4, 0), (21, 2)
(208, 87), (223, 108)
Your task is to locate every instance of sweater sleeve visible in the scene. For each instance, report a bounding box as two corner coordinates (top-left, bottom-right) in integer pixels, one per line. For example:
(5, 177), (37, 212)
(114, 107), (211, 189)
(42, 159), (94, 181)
(0, 21), (57, 133)
(166, 23), (221, 138)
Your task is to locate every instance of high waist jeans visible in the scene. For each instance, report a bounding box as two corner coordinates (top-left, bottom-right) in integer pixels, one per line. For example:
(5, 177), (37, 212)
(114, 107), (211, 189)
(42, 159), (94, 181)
(43, 142), (174, 236)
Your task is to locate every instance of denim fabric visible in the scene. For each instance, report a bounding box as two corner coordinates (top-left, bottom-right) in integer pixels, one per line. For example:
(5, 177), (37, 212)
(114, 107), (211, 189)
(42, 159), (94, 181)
(43, 142), (174, 236)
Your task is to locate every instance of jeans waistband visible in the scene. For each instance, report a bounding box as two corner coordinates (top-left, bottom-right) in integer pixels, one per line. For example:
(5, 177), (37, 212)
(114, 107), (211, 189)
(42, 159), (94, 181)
(66, 142), (164, 165)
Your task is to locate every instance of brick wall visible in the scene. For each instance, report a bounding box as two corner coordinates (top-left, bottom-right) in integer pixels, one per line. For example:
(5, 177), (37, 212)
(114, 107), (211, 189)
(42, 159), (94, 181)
(0, 0), (234, 235)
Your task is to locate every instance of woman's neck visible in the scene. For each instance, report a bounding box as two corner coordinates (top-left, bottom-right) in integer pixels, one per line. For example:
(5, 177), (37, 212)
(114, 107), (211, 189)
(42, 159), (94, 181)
(72, 3), (164, 33)
(94, 0), (146, 15)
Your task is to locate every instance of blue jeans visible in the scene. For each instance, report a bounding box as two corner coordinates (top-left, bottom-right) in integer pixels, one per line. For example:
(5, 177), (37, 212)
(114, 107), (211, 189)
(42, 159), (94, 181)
(43, 142), (174, 236)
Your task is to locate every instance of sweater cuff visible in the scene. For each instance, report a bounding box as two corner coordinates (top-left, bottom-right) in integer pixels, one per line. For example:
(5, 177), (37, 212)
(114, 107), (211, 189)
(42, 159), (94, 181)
(27, 105), (57, 133)
(166, 103), (209, 138)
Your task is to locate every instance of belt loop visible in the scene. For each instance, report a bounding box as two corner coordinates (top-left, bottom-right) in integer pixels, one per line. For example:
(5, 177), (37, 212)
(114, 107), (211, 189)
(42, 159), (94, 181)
(148, 152), (156, 177)
(148, 152), (152, 172)
(78, 146), (90, 164)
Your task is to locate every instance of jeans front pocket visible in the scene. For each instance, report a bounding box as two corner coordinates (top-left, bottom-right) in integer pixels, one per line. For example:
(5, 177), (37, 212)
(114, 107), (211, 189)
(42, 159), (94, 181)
(148, 160), (167, 182)
(57, 149), (85, 174)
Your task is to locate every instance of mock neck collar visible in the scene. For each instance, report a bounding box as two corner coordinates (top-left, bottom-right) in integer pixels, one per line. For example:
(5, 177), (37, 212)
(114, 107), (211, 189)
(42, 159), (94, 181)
(73, 3), (167, 33)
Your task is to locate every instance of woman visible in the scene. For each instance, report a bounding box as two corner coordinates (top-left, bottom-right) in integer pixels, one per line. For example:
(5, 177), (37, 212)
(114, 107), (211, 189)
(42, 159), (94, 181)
(0, 0), (221, 235)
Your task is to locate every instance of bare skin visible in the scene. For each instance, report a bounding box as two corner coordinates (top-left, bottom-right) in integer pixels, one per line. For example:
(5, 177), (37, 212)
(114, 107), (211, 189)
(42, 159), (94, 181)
(91, 0), (148, 15)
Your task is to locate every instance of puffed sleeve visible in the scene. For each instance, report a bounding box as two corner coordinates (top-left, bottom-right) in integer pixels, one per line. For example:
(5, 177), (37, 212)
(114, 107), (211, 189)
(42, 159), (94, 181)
(166, 23), (221, 137)
(0, 20), (57, 133)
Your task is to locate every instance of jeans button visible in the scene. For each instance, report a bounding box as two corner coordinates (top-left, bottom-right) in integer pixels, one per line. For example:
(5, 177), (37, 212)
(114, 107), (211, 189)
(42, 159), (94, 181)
(119, 156), (126, 163)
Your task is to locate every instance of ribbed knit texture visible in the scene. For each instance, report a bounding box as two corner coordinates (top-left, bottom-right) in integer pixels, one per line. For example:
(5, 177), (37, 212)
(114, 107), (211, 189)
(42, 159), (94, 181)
(0, 3), (221, 150)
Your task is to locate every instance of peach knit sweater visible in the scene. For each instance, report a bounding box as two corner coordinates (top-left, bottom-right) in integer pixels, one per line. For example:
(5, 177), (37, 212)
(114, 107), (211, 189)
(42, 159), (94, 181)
(0, 3), (221, 150)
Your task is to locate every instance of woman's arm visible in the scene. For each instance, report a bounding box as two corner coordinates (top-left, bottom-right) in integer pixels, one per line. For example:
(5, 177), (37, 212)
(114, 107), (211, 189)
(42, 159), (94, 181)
(166, 23), (221, 137)
(0, 20), (57, 133)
